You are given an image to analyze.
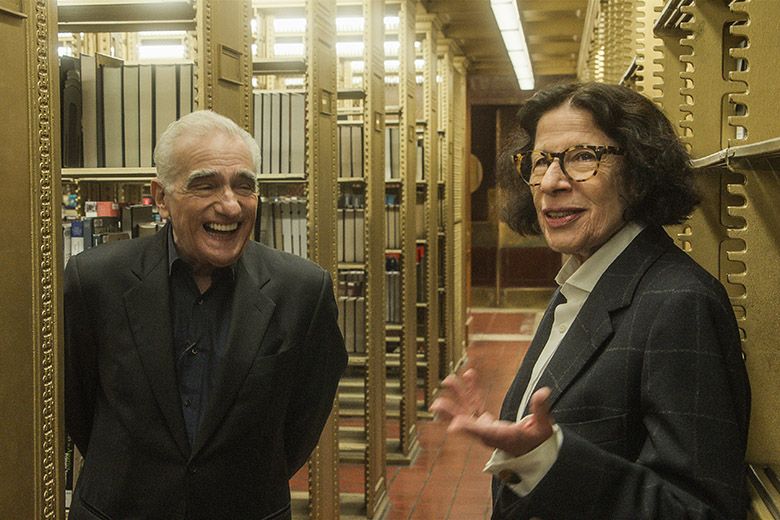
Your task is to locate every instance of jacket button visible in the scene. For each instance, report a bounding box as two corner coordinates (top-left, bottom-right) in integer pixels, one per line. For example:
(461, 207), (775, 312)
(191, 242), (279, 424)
(187, 466), (197, 474)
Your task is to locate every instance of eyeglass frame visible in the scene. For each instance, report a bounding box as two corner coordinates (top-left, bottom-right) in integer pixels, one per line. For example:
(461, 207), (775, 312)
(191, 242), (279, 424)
(512, 144), (624, 187)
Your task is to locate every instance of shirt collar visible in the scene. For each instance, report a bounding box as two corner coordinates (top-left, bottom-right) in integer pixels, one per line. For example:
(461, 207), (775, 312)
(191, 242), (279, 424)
(166, 224), (237, 280)
(555, 221), (645, 294)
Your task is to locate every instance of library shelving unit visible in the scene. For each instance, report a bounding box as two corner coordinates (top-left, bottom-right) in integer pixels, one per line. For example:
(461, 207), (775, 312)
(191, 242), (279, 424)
(382, 0), (421, 466)
(332, 0), (389, 517)
(413, 14), (440, 409)
(579, 1), (780, 517)
(251, 1), (343, 518)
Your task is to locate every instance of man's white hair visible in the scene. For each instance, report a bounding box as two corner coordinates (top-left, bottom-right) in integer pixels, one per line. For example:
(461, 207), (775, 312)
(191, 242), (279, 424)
(153, 110), (260, 187)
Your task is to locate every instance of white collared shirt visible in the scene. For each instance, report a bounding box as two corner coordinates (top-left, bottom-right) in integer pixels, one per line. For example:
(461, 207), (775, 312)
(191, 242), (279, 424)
(484, 221), (645, 496)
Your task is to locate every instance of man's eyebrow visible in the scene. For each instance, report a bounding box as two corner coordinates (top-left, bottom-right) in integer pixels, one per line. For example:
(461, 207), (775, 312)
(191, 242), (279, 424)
(235, 170), (258, 182)
(184, 169), (218, 188)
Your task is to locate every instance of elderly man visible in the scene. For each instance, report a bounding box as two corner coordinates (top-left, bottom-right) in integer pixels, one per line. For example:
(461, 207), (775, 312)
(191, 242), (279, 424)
(65, 110), (347, 520)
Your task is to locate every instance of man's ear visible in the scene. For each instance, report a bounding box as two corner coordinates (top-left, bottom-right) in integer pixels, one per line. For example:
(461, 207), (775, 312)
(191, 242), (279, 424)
(151, 179), (170, 220)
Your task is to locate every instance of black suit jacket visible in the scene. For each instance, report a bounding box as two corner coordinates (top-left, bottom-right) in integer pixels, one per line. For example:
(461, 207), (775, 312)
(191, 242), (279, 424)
(65, 227), (347, 520)
(492, 226), (751, 520)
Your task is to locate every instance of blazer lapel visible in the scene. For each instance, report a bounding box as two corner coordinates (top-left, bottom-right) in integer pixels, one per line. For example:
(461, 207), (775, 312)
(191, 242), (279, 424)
(528, 226), (672, 413)
(123, 230), (190, 458)
(191, 248), (276, 457)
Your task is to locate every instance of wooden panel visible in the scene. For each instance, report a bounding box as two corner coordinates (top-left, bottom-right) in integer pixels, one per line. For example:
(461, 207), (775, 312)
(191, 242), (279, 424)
(0, 1), (64, 519)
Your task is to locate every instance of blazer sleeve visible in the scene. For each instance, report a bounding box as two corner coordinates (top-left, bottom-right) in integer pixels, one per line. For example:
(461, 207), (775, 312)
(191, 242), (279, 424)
(495, 283), (750, 520)
(284, 270), (348, 476)
(63, 255), (99, 456)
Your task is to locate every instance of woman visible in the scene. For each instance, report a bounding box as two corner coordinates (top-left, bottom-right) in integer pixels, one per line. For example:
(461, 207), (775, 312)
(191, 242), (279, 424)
(431, 82), (750, 519)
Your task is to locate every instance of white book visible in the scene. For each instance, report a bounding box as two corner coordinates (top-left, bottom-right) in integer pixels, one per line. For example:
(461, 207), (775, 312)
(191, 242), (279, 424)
(280, 93), (291, 174)
(257, 196), (272, 247)
(272, 198), (283, 249)
(138, 65), (154, 167)
(80, 54), (98, 167)
(261, 93), (272, 174)
(289, 93), (305, 175)
(280, 198), (293, 253)
(351, 125), (363, 178)
(337, 208), (346, 263)
(122, 65), (140, 167)
(154, 64), (178, 151)
(339, 126), (351, 178)
(101, 65), (124, 168)
(178, 63), (193, 118)
(270, 93), (281, 174)
(253, 92), (263, 168)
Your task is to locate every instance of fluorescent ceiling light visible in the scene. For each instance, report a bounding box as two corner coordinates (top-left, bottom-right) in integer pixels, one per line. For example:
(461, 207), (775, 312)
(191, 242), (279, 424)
(490, 0), (534, 90)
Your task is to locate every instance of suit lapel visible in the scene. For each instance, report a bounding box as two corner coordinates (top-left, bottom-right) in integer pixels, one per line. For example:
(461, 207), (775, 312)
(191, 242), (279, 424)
(123, 229), (190, 458)
(527, 226), (672, 413)
(191, 247), (276, 457)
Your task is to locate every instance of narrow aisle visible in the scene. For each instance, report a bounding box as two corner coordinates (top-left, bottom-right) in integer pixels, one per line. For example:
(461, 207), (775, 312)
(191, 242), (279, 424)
(384, 309), (541, 520)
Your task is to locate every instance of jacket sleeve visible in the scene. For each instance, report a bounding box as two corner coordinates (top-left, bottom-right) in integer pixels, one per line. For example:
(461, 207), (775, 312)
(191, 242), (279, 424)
(284, 270), (348, 476)
(64, 255), (99, 456)
(494, 284), (750, 520)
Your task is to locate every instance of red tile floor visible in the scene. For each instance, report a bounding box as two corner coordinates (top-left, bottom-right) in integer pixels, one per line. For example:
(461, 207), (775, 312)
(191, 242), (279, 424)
(292, 308), (542, 519)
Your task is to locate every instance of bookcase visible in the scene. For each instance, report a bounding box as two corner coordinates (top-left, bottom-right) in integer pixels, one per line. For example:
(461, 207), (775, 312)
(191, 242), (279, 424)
(250, 2), (343, 518)
(579, 1), (780, 516)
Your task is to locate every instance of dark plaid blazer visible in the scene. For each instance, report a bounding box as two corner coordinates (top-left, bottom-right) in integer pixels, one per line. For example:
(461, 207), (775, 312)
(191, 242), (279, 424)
(65, 225), (347, 520)
(492, 225), (750, 520)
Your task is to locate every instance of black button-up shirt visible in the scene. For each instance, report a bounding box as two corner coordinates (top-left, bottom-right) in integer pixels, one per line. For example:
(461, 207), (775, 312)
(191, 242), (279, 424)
(167, 230), (235, 447)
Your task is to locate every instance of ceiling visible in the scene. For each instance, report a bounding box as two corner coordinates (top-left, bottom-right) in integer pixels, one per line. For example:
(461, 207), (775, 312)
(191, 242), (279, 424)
(419, 0), (589, 103)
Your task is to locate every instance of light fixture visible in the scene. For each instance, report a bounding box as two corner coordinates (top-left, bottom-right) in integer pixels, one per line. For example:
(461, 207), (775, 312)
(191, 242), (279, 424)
(489, 0), (534, 90)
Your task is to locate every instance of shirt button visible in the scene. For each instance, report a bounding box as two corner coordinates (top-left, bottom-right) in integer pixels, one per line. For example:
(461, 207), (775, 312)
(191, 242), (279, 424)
(498, 469), (522, 484)
(559, 325), (566, 333)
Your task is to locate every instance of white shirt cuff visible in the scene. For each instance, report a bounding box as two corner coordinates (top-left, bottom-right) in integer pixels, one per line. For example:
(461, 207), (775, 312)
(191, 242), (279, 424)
(482, 424), (563, 496)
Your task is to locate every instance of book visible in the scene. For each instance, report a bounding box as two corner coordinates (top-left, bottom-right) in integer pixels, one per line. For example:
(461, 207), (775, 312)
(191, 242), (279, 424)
(123, 65), (141, 167)
(80, 54), (98, 167)
(101, 64), (124, 168)
(289, 93), (305, 174)
(154, 64), (178, 150)
(280, 92), (291, 174)
(177, 63), (193, 118)
(138, 65), (154, 167)
(60, 55), (83, 168)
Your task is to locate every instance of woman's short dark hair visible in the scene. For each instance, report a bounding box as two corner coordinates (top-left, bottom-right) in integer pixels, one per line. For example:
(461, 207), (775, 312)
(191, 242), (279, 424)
(498, 82), (700, 235)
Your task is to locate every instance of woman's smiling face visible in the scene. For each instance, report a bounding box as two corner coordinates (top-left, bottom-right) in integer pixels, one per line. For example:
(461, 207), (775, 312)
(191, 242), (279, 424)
(532, 103), (627, 263)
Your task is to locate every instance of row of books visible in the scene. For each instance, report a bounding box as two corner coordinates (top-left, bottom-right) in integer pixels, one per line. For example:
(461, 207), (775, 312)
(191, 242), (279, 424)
(385, 126), (425, 181)
(62, 205), (161, 265)
(338, 271), (366, 354)
(60, 55), (193, 168)
(257, 196), (308, 258)
(253, 91), (306, 175)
